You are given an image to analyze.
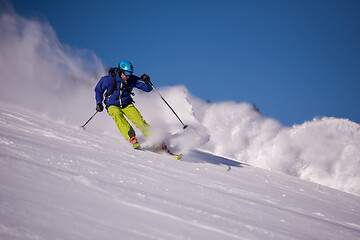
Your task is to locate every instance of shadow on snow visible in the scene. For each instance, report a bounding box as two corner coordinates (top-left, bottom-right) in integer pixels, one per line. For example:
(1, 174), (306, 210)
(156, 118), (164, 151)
(184, 149), (249, 171)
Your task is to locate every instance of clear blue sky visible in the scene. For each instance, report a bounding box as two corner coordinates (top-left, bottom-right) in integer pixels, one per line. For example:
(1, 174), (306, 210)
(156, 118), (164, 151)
(10, 0), (360, 126)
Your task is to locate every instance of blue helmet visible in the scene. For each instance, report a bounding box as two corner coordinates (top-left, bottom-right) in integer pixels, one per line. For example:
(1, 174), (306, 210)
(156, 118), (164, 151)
(119, 61), (134, 73)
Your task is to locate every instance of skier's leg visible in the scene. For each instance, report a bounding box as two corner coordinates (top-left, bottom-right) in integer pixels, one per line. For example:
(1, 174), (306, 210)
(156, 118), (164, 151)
(123, 104), (151, 137)
(108, 105), (136, 140)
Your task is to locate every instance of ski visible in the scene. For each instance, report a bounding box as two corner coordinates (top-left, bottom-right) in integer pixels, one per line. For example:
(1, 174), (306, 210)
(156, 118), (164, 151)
(135, 145), (183, 160)
(166, 150), (183, 160)
(156, 144), (183, 160)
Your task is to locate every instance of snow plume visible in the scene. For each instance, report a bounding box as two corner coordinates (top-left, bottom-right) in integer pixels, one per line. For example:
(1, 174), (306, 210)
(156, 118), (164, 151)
(134, 85), (210, 153)
(201, 102), (360, 195)
(0, 7), (359, 196)
(0, 6), (104, 121)
(135, 87), (360, 195)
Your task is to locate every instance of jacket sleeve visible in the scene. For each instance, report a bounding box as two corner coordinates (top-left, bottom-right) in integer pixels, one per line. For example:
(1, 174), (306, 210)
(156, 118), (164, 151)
(94, 77), (106, 104)
(134, 76), (153, 92)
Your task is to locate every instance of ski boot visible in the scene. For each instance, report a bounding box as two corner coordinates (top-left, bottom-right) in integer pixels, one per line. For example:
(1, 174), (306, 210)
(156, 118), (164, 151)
(130, 136), (140, 149)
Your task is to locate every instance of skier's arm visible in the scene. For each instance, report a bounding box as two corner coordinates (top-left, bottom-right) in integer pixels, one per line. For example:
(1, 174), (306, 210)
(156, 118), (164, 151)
(94, 77), (106, 104)
(134, 75), (152, 92)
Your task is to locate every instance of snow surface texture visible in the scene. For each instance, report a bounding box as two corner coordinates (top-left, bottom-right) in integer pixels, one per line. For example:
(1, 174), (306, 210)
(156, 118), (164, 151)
(1, 101), (360, 240)
(1, 9), (360, 239)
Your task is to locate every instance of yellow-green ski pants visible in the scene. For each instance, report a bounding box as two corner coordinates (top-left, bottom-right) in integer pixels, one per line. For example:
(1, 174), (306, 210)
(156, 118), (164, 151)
(108, 104), (151, 140)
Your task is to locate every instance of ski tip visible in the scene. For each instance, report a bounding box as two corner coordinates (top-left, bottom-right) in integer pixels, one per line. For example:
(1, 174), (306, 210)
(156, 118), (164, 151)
(133, 143), (141, 149)
(172, 154), (183, 160)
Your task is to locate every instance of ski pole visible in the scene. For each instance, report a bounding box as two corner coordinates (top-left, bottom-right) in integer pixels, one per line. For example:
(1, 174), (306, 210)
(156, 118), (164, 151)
(81, 111), (98, 129)
(150, 83), (188, 129)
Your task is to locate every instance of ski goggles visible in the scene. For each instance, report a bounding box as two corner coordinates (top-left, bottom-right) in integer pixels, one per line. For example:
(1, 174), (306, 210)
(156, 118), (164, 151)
(123, 71), (132, 76)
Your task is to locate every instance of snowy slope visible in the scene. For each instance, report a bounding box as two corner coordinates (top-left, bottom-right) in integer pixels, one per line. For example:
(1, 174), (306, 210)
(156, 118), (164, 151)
(1, 8), (360, 196)
(1, 8), (360, 240)
(1, 102), (360, 240)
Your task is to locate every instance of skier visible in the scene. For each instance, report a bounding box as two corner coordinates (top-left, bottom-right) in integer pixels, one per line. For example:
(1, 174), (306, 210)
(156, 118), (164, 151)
(94, 61), (182, 159)
(94, 60), (155, 149)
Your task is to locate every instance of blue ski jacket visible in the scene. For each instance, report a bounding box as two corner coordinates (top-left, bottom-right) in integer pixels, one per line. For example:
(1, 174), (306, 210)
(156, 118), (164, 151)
(95, 73), (152, 109)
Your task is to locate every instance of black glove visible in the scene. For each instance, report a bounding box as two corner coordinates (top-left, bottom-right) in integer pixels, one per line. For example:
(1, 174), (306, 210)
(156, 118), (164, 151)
(141, 74), (151, 85)
(96, 103), (104, 112)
